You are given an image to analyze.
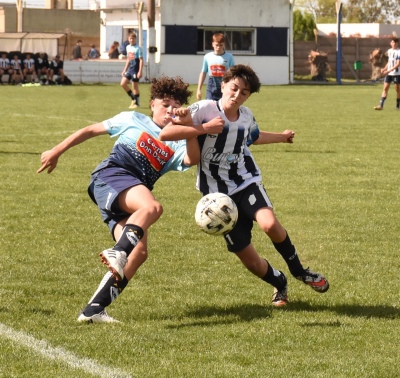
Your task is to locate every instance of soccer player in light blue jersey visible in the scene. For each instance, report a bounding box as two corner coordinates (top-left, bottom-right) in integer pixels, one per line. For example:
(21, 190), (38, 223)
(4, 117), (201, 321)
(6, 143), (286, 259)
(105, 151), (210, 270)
(196, 32), (235, 101)
(121, 32), (144, 109)
(37, 76), (224, 323)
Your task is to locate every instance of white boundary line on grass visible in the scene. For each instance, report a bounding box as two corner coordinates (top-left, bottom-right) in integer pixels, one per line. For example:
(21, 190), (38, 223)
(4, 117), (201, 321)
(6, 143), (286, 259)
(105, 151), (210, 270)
(0, 322), (132, 378)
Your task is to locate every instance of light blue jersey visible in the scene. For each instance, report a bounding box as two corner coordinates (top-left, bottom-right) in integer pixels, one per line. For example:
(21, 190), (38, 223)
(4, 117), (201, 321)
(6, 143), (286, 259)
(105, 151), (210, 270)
(201, 51), (235, 100)
(201, 51), (235, 78)
(126, 44), (143, 72)
(93, 111), (189, 190)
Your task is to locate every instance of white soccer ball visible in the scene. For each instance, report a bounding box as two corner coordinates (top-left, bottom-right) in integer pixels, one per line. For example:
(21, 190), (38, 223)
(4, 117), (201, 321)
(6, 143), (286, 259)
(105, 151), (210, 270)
(195, 193), (238, 236)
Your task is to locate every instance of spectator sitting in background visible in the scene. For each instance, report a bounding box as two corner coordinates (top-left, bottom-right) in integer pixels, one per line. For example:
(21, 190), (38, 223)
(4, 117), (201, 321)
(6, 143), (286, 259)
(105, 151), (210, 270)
(108, 41), (120, 59)
(72, 40), (83, 60)
(0, 52), (13, 84)
(87, 44), (100, 59)
(49, 55), (65, 84)
(23, 53), (37, 83)
(10, 54), (23, 85)
(36, 52), (50, 84)
(119, 39), (129, 58)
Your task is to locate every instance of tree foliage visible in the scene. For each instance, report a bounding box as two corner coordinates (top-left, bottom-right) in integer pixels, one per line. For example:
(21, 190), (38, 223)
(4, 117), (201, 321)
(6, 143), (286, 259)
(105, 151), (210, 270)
(295, 0), (400, 24)
(293, 10), (317, 41)
(295, 0), (337, 23)
(346, 0), (400, 23)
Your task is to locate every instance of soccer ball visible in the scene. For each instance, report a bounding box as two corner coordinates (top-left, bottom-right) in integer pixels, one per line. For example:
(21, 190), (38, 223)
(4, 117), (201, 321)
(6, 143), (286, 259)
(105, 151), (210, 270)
(195, 193), (238, 236)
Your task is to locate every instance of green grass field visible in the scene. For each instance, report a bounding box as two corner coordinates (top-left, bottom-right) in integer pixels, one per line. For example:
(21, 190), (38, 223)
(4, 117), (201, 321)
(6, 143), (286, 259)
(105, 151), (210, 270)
(1, 82), (399, 377)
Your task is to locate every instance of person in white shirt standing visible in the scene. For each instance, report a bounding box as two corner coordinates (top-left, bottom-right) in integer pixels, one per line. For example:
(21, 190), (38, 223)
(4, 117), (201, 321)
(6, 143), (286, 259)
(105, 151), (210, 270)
(374, 37), (400, 110)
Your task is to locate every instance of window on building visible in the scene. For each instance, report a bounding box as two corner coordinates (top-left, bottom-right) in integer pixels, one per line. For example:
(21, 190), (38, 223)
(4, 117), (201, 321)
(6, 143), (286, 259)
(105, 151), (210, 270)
(198, 28), (255, 55)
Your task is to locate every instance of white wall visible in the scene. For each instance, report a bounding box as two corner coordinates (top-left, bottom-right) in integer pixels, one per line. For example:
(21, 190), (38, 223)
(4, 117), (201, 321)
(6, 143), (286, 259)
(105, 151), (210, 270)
(158, 55), (289, 85)
(161, 0), (290, 27)
(317, 23), (400, 38)
(64, 56), (289, 86)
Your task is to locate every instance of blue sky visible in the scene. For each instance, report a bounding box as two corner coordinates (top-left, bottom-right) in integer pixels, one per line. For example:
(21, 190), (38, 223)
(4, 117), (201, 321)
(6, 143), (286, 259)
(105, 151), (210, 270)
(0, 0), (91, 9)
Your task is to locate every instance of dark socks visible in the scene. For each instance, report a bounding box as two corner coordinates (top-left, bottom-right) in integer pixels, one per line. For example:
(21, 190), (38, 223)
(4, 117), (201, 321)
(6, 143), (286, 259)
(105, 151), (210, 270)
(134, 94), (140, 106)
(127, 90), (135, 100)
(83, 272), (129, 316)
(261, 262), (287, 290)
(380, 97), (386, 108)
(397, 98), (400, 109)
(113, 223), (144, 257)
(273, 233), (304, 278)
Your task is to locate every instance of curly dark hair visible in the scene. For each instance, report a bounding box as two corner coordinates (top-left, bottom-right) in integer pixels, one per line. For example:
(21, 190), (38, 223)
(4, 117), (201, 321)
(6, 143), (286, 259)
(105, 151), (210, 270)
(150, 76), (192, 105)
(222, 64), (261, 94)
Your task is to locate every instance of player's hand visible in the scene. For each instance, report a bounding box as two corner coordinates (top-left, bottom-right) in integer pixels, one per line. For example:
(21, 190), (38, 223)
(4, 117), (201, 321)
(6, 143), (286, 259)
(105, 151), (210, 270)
(196, 90), (202, 101)
(37, 149), (59, 174)
(170, 107), (194, 126)
(282, 130), (295, 143)
(203, 116), (225, 134)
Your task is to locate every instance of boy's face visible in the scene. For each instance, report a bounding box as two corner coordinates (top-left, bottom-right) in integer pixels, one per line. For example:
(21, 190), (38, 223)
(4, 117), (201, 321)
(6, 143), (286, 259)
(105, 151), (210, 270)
(151, 97), (182, 127)
(212, 41), (225, 54)
(128, 35), (136, 45)
(221, 77), (251, 110)
(390, 40), (398, 48)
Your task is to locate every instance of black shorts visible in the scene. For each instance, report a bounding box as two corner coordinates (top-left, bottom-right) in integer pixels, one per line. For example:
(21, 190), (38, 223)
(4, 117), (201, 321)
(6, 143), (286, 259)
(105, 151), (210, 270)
(384, 75), (400, 84)
(124, 69), (139, 82)
(222, 182), (273, 253)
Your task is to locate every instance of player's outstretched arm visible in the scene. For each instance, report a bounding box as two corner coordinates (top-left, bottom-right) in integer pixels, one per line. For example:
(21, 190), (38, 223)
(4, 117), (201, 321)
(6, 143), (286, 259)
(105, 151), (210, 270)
(183, 137), (201, 166)
(159, 116), (224, 141)
(253, 130), (295, 145)
(37, 123), (107, 174)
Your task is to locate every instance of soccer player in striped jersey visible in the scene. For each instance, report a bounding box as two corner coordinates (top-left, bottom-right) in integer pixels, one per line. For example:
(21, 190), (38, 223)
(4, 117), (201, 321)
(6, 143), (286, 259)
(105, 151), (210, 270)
(374, 37), (400, 110)
(0, 52), (12, 84)
(23, 53), (37, 83)
(160, 64), (329, 307)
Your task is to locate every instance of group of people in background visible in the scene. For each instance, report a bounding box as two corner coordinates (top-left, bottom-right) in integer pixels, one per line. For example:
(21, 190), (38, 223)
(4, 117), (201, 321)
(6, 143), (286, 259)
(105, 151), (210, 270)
(119, 31), (235, 109)
(72, 40), (101, 60)
(0, 51), (65, 85)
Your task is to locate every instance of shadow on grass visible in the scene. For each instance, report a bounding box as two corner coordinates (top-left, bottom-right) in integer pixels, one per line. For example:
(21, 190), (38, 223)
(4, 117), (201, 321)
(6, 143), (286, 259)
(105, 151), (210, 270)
(290, 301), (400, 319)
(165, 303), (273, 328)
(165, 301), (399, 329)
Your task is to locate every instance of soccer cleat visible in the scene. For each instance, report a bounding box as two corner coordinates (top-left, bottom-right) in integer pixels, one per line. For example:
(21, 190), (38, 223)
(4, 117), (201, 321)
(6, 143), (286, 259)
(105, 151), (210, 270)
(100, 248), (127, 280)
(272, 286), (288, 307)
(296, 268), (329, 293)
(129, 100), (138, 109)
(374, 106), (383, 110)
(271, 272), (288, 307)
(77, 310), (120, 323)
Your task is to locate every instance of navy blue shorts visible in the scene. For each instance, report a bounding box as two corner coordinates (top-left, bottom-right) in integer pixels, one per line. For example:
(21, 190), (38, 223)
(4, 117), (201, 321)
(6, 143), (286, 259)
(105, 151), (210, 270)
(384, 75), (400, 84)
(88, 166), (143, 235)
(222, 182), (273, 253)
(206, 77), (222, 101)
(124, 69), (139, 82)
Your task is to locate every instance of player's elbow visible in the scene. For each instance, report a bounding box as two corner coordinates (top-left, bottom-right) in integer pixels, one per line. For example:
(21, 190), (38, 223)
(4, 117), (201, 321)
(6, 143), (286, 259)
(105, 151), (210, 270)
(184, 155), (200, 166)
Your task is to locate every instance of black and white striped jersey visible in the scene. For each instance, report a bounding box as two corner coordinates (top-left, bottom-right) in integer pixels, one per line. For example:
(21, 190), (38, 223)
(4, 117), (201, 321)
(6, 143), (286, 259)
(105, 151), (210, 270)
(23, 58), (35, 69)
(0, 57), (10, 68)
(387, 48), (400, 76)
(189, 99), (262, 196)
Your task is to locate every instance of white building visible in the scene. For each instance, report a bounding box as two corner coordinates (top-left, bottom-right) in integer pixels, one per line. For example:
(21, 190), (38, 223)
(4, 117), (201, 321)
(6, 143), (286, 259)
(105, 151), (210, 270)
(66, 0), (295, 85)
